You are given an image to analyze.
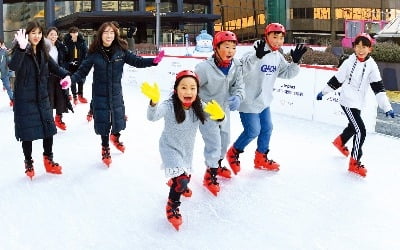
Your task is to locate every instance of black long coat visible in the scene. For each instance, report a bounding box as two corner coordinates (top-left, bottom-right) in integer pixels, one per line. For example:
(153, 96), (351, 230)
(70, 46), (155, 136)
(48, 39), (70, 113)
(9, 46), (69, 141)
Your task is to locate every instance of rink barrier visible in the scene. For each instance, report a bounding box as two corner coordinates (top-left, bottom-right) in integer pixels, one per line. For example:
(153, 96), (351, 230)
(120, 56), (377, 132)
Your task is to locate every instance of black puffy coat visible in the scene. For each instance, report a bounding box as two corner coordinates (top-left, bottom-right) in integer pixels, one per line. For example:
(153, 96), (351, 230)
(71, 46), (155, 136)
(9, 46), (69, 141)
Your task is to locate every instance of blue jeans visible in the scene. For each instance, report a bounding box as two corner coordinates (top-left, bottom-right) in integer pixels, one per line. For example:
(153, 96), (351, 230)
(233, 107), (273, 153)
(1, 74), (13, 100)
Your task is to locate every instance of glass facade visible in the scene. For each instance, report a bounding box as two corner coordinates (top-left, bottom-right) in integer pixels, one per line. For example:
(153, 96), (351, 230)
(1, 0), (213, 47)
(290, 7), (400, 21)
(213, 0), (265, 42)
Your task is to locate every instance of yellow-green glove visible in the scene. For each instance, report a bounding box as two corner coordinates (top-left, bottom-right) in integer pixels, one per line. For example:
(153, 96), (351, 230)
(204, 100), (225, 120)
(141, 82), (160, 103)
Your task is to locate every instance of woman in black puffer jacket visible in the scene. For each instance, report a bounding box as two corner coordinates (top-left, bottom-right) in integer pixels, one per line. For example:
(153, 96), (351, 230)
(69, 21), (163, 167)
(9, 21), (70, 179)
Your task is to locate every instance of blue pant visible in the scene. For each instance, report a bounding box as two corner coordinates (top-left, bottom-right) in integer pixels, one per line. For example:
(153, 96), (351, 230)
(233, 107), (273, 153)
(1, 74), (13, 100)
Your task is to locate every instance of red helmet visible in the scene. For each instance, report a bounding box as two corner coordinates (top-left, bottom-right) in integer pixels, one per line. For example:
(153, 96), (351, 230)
(212, 31), (238, 49)
(264, 23), (286, 36)
(175, 70), (199, 82)
(354, 32), (374, 45)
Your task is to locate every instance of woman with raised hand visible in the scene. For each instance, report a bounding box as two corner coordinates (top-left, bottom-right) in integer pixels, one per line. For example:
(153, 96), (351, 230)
(9, 21), (70, 179)
(64, 21), (164, 167)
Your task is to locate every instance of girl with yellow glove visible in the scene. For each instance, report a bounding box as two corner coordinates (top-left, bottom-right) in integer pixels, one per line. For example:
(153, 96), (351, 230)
(141, 70), (224, 231)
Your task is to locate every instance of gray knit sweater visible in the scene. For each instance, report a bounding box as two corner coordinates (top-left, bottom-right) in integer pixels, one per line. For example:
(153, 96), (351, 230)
(147, 99), (201, 177)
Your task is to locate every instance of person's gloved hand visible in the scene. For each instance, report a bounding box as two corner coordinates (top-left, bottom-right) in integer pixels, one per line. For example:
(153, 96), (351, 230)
(14, 29), (28, 50)
(60, 76), (71, 90)
(386, 110), (395, 118)
(153, 50), (165, 64)
(204, 100), (225, 121)
(228, 95), (240, 111)
(254, 40), (271, 59)
(290, 44), (307, 63)
(141, 82), (160, 103)
(316, 91), (324, 100)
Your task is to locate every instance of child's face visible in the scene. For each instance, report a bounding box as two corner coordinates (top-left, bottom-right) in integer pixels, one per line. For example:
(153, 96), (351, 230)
(266, 32), (284, 50)
(216, 41), (236, 61)
(354, 41), (372, 60)
(28, 28), (42, 47)
(176, 77), (198, 108)
(102, 26), (115, 47)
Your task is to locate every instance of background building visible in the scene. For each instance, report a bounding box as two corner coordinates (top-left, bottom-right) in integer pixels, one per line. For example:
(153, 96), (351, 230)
(0, 0), (219, 48)
(2, 0), (400, 48)
(267, 0), (400, 45)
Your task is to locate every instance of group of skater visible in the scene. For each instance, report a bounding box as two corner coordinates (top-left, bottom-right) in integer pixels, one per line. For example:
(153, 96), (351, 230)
(5, 20), (396, 230)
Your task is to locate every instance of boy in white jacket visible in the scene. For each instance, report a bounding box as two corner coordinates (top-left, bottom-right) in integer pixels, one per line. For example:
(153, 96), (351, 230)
(226, 23), (306, 174)
(316, 33), (395, 177)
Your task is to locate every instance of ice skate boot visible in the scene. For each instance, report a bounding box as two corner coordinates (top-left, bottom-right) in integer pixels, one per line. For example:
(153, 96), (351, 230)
(25, 159), (35, 180)
(166, 199), (182, 231)
(203, 168), (220, 196)
(217, 159), (232, 178)
(54, 114), (66, 130)
(167, 173), (192, 197)
(254, 150), (280, 171)
(78, 94), (88, 103)
(110, 133), (125, 153)
(102, 146), (112, 167)
(73, 96), (78, 105)
(348, 157), (367, 177)
(43, 154), (62, 174)
(226, 146), (242, 175)
(332, 135), (349, 157)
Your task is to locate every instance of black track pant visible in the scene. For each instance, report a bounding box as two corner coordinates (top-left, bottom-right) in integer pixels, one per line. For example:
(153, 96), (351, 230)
(340, 106), (366, 161)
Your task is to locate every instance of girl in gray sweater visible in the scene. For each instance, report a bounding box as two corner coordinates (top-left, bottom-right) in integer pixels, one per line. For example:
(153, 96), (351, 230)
(141, 70), (225, 230)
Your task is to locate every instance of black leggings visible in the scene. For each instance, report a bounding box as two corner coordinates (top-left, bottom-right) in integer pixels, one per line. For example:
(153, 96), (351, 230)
(341, 106), (366, 161)
(101, 132), (121, 147)
(22, 137), (53, 161)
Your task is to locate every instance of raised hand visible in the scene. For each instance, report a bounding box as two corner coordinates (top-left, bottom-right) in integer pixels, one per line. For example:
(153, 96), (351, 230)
(153, 50), (165, 64)
(204, 100), (225, 121)
(141, 82), (160, 103)
(14, 29), (28, 50)
(254, 40), (271, 59)
(290, 44), (307, 63)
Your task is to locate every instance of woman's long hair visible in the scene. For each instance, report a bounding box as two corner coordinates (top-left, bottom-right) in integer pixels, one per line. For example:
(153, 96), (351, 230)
(11, 21), (49, 59)
(88, 22), (128, 53)
(172, 76), (206, 124)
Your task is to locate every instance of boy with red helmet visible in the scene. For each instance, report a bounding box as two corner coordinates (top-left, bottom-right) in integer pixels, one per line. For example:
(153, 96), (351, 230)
(141, 70), (225, 230)
(316, 33), (395, 177)
(226, 23), (307, 174)
(195, 31), (245, 196)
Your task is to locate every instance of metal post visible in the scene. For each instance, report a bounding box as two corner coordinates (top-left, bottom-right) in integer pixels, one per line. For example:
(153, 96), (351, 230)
(155, 0), (160, 51)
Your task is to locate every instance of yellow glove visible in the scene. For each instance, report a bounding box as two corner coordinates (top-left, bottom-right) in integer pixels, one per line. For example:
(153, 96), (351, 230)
(141, 82), (160, 103)
(204, 100), (225, 120)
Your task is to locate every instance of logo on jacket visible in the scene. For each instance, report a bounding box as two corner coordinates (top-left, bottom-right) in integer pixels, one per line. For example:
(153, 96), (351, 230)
(260, 64), (277, 73)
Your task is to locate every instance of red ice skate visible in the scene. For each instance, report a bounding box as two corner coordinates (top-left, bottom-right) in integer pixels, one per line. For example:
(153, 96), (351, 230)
(254, 150), (280, 171)
(166, 199), (182, 231)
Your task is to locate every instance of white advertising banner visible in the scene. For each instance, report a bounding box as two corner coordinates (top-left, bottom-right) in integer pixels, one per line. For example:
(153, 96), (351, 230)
(271, 66), (316, 120)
